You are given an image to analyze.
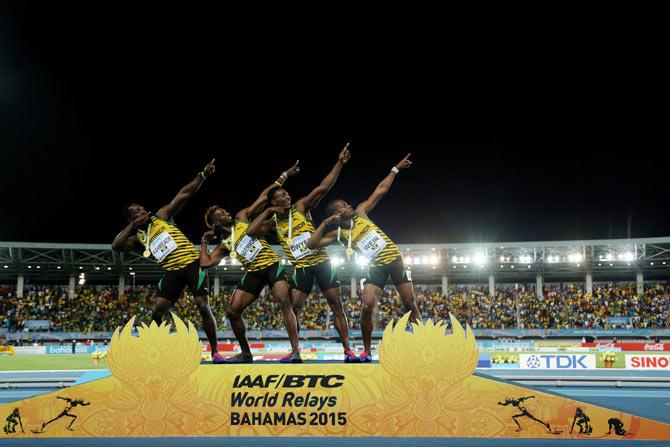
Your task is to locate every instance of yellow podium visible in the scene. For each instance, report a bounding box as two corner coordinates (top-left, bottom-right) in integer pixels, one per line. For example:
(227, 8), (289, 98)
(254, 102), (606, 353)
(2, 313), (669, 441)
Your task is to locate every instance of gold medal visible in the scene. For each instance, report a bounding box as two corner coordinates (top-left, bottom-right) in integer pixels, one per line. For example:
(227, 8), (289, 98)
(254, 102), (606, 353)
(140, 222), (152, 259)
(346, 247), (354, 256)
(228, 225), (237, 259)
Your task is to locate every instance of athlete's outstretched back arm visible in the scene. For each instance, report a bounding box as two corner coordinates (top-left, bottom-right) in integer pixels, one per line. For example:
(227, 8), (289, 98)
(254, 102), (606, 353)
(296, 143), (350, 212)
(355, 153), (412, 217)
(200, 230), (228, 268)
(306, 213), (342, 249)
(156, 159), (216, 221)
(112, 213), (151, 251)
(247, 206), (286, 237)
(236, 161), (300, 222)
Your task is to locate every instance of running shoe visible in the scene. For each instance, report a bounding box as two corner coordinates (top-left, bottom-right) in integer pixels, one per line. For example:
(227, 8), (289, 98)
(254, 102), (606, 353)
(358, 351), (372, 363)
(222, 352), (253, 364)
(344, 350), (360, 363)
(212, 352), (228, 364)
(279, 352), (303, 363)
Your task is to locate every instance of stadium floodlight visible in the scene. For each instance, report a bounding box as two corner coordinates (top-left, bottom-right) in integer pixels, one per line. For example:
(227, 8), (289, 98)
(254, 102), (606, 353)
(452, 256), (458, 263)
(404, 256), (412, 265)
(223, 267), (228, 271)
(519, 255), (528, 263)
(128, 267), (132, 270)
(130, 271), (135, 276)
(651, 262), (654, 266)
(527, 265), (531, 268)
(473, 253), (486, 265)
(355, 255), (369, 267)
(4, 265), (8, 269)
(430, 255), (439, 265)
(79, 266), (83, 270)
(422, 256), (429, 265)
(464, 256), (470, 264)
(27, 265), (32, 269)
(568, 254), (582, 263)
(95, 266), (100, 270)
(331, 256), (344, 267)
(499, 256), (505, 262)
(107, 267), (112, 271)
(606, 253), (614, 261)
(623, 252), (634, 262)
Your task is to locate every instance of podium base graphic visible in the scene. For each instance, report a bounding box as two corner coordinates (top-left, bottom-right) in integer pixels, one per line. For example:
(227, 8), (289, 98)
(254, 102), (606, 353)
(2, 313), (669, 442)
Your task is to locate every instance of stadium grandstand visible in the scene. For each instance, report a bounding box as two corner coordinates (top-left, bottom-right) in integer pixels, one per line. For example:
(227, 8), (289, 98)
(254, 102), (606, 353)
(2, 237), (669, 342)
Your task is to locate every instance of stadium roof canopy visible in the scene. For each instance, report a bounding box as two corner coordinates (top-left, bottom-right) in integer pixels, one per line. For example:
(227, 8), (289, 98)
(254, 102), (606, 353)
(1, 237), (670, 284)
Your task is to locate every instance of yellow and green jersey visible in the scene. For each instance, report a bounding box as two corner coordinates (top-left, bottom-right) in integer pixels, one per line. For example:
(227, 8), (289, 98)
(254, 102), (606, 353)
(221, 219), (279, 272)
(274, 206), (329, 268)
(339, 214), (400, 267)
(136, 217), (198, 271)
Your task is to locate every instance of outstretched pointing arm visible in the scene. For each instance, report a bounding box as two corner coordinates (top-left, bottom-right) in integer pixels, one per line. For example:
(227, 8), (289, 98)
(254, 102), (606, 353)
(157, 159), (216, 220)
(355, 153), (412, 216)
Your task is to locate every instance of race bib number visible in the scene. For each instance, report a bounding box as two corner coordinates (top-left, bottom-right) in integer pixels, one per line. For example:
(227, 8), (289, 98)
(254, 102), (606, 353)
(356, 230), (387, 259)
(150, 231), (178, 262)
(235, 235), (263, 263)
(288, 232), (314, 260)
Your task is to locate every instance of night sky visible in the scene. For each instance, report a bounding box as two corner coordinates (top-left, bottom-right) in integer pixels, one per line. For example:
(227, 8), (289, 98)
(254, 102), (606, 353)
(1, 3), (668, 245)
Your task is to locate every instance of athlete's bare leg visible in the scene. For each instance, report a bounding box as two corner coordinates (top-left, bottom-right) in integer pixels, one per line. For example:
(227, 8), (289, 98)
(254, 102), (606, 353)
(151, 297), (173, 326)
(361, 283), (382, 353)
(323, 287), (351, 352)
(396, 282), (421, 324)
(290, 288), (309, 333)
(193, 294), (218, 353)
(227, 289), (259, 355)
(273, 280), (300, 354)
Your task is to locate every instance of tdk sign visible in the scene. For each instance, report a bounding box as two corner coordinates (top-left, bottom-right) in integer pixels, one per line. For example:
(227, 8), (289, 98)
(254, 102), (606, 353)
(520, 354), (596, 370)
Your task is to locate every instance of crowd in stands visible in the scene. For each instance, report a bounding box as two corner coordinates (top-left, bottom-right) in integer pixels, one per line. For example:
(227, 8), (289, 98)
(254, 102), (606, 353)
(1, 281), (669, 332)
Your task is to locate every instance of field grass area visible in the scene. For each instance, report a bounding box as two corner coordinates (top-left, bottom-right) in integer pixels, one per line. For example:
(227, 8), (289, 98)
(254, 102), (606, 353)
(0, 354), (108, 371)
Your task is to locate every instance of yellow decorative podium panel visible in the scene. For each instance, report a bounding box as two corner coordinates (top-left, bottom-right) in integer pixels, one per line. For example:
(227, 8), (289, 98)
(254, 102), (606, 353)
(2, 314), (670, 441)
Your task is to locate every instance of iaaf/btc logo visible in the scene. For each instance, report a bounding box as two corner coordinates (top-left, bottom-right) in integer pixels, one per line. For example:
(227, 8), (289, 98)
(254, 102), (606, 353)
(521, 354), (596, 370)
